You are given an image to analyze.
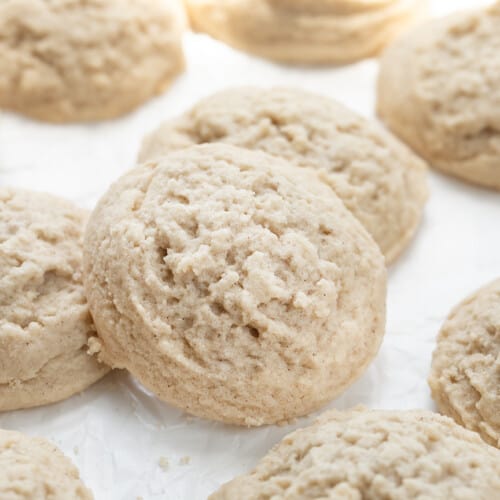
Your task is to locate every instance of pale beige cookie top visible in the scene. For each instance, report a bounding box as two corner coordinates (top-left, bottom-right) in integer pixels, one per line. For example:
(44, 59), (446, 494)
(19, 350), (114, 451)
(84, 144), (386, 426)
(0, 0), (186, 122)
(210, 407), (500, 499)
(429, 279), (500, 448)
(378, 2), (500, 190)
(139, 87), (428, 263)
(0, 188), (109, 412)
(184, 0), (426, 64)
(0, 428), (93, 499)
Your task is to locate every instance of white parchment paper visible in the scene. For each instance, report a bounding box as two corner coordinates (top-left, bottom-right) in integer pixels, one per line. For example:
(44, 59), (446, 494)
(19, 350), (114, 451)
(1, 1), (499, 498)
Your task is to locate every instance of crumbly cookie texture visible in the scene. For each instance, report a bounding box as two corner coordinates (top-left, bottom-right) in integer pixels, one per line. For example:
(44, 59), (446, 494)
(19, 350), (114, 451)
(0, 0), (186, 122)
(0, 187), (109, 411)
(139, 87), (428, 263)
(429, 279), (500, 448)
(378, 2), (500, 190)
(210, 408), (500, 499)
(84, 144), (386, 426)
(184, 0), (426, 64)
(0, 429), (93, 499)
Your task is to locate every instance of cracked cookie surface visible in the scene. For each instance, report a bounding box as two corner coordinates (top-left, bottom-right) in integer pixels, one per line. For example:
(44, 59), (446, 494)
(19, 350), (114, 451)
(0, 0), (185, 122)
(184, 0), (426, 64)
(0, 187), (109, 411)
(139, 87), (428, 263)
(378, 2), (500, 189)
(429, 279), (500, 448)
(84, 144), (386, 426)
(210, 408), (500, 499)
(0, 428), (93, 499)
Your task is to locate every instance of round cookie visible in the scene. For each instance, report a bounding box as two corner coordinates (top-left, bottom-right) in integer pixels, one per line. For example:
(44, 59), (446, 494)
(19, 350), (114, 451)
(210, 408), (500, 499)
(84, 144), (387, 426)
(429, 279), (500, 448)
(0, 0), (186, 122)
(184, 0), (427, 64)
(0, 428), (93, 499)
(377, 3), (500, 190)
(0, 188), (109, 411)
(139, 87), (428, 263)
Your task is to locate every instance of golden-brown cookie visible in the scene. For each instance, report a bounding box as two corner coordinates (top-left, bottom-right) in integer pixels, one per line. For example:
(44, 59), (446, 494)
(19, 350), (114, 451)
(378, 3), (500, 190)
(0, 187), (109, 411)
(429, 279), (500, 448)
(185, 0), (426, 64)
(0, 0), (186, 122)
(211, 408), (500, 499)
(139, 87), (428, 263)
(0, 428), (93, 499)
(84, 144), (386, 426)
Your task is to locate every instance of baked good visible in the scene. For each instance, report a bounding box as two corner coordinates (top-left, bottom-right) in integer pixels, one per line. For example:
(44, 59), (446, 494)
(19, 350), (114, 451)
(378, 2), (500, 190)
(84, 144), (386, 426)
(0, 0), (186, 122)
(139, 87), (428, 263)
(185, 0), (426, 64)
(429, 278), (500, 448)
(0, 428), (93, 499)
(0, 187), (109, 411)
(210, 407), (500, 499)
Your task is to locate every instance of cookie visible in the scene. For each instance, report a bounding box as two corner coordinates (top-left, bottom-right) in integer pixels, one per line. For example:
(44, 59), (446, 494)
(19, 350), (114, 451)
(377, 3), (500, 190)
(210, 407), (500, 499)
(139, 87), (428, 263)
(84, 144), (386, 426)
(0, 188), (109, 411)
(0, 0), (186, 122)
(0, 428), (93, 499)
(184, 0), (426, 64)
(429, 279), (500, 448)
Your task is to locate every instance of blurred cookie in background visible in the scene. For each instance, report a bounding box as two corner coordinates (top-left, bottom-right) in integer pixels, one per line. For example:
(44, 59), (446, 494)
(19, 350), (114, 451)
(0, 0), (186, 122)
(184, 0), (427, 64)
(378, 2), (500, 190)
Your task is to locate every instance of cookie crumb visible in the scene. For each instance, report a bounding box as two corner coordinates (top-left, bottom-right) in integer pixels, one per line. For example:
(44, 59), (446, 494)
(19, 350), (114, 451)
(277, 416), (297, 427)
(179, 456), (191, 465)
(87, 336), (102, 355)
(73, 446), (79, 455)
(158, 456), (169, 471)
